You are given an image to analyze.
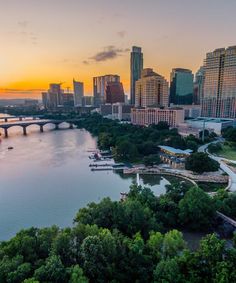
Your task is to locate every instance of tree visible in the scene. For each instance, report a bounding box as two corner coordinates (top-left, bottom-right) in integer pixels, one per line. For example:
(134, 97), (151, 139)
(52, 228), (75, 266)
(6, 262), (31, 283)
(194, 234), (226, 280)
(208, 142), (222, 154)
(223, 127), (236, 142)
(121, 199), (158, 238)
(154, 258), (183, 283)
(162, 230), (186, 258)
(152, 121), (169, 131)
(186, 140), (198, 152)
(34, 255), (67, 283)
(146, 232), (163, 262)
(69, 265), (89, 283)
(23, 279), (40, 283)
(185, 152), (219, 173)
(143, 154), (161, 166)
(113, 140), (139, 161)
(178, 187), (216, 230)
(80, 230), (117, 282)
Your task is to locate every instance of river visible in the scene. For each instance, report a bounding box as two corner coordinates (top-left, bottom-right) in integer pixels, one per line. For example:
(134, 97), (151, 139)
(0, 118), (185, 240)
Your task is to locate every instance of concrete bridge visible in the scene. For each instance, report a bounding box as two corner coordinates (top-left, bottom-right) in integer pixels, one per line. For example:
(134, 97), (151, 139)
(0, 119), (80, 137)
(0, 115), (43, 122)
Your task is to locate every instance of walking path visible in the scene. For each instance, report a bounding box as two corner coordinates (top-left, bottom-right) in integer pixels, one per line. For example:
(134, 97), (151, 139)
(198, 139), (236, 192)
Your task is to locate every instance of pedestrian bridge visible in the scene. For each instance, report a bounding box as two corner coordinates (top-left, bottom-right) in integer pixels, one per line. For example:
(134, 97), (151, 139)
(0, 119), (81, 137)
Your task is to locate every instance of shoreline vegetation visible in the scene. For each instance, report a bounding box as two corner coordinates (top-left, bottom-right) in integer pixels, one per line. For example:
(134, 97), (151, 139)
(0, 113), (236, 282)
(1, 184), (236, 282)
(78, 114), (225, 191)
(76, 114), (215, 164)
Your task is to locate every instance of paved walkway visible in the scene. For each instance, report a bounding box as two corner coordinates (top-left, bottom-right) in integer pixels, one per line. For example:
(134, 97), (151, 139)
(198, 139), (236, 192)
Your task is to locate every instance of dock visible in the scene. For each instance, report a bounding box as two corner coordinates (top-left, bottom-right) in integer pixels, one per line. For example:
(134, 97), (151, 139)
(91, 168), (113, 171)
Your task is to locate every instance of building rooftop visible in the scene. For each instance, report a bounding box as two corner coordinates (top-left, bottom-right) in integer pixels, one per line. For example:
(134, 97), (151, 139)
(159, 145), (193, 155)
(190, 117), (234, 123)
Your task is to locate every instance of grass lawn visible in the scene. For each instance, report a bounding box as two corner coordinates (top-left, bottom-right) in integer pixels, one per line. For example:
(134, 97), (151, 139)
(217, 143), (236, 161)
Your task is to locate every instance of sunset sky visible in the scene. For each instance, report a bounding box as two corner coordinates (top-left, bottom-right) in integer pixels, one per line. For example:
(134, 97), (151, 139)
(1, 0), (236, 99)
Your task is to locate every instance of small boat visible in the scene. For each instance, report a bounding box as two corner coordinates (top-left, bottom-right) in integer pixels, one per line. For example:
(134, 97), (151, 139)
(8, 146), (14, 150)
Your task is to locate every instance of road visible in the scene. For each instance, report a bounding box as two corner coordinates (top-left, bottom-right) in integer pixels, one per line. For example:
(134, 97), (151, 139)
(198, 138), (236, 192)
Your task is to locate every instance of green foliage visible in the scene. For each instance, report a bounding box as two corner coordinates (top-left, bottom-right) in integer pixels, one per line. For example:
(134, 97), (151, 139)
(222, 126), (236, 142)
(76, 114), (202, 163)
(208, 142), (222, 153)
(185, 152), (220, 173)
(69, 265), (89, 283)
(1, 183), (236, 282)
(214, 191), (236, 219)
(179, 187), (216, 230)
(162, 230), (186, 258)
(34, 255), (67, 282)
(23, 279), (40, 283)
(154, 258), (183, 283)
(143, 154), (161, 166)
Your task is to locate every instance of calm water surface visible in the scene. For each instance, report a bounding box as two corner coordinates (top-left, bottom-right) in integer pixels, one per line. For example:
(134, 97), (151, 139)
(0, 118), (172, 240)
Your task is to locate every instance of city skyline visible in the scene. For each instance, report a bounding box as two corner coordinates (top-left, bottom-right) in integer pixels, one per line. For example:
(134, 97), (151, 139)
(1, 0), (236, 98)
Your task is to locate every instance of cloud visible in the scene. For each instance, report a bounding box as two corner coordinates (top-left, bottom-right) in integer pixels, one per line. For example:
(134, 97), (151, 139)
(0, 88), (45, 93)
(117, 31), (126, 38)
(89, 45), (130, 62)
(82, 60), (89, 65)
(18, 21), (29, 28)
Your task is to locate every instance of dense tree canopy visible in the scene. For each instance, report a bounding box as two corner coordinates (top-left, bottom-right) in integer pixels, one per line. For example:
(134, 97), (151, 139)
(185, 152), (220, 173)
(1, 182), (236, 282)
(76, 114), (203, 162)
(178, 187), (216, 230)
(222, 127), (236, 142)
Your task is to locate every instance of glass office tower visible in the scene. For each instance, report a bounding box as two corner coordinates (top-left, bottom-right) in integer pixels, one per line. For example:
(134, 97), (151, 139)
(130, 46), (143, 105)
(170, 68), (194, 105)
(201, 46), (236, 118)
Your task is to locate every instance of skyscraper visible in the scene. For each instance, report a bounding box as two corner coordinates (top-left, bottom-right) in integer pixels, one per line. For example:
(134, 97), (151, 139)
(135, 68), (169, 108)
(73, 79), (84, 106)
(105, 82), (125, 104)
(194, 66), (205, 105)
(46, 83), (63, 108)
(130, 46), (143, 105)
(93, 75), (120, 106)
(170, 68), (194, 105)
(201, 46), (236, 118)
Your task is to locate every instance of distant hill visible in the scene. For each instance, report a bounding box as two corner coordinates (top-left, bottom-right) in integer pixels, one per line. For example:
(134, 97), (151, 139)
(0, 99), (35, 106)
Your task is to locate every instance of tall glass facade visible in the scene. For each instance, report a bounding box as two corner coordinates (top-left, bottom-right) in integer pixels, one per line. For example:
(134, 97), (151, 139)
(201, 46), (236, 118)
(170, 68), (194, 105)
(93, 75), (120, 106)
(130, 46), (143, 105)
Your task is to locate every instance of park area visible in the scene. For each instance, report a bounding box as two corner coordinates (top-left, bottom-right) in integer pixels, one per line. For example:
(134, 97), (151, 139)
(217, 143), (236, 161)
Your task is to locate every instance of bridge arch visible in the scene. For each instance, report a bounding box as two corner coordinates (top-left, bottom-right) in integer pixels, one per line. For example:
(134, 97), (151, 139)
(0, 120), (77, 137)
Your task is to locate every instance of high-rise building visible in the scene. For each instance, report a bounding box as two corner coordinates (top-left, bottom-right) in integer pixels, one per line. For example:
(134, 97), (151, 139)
(193, 66), (205, 105)
(42, 83), (75, 109)
(93, 75), (120, 106)
(82, 96), (94, 106)
(62, 92), (74, 107)
(131, 107), (184, 127)
(130, 46), (143, 105)
(105, 82), (125, 104)
(170, 68), (194, 105)
(201, 46), (236, 118)
(42, 83), (63, 109)
(135, 68), (169, 108)
(73, 79), (84, 106)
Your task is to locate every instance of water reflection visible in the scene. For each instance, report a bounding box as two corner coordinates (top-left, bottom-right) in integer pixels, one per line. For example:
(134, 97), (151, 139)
(0, 120), (180, 240)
